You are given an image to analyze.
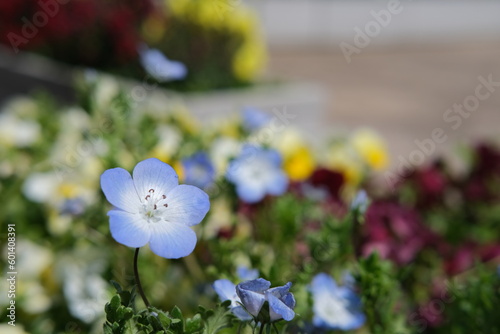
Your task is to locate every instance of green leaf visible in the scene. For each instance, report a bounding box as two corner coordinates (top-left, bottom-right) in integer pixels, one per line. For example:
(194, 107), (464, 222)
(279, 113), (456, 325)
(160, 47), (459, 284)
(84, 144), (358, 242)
(110, 295), (121, 310)
(171, 306), (184, 321)
(110, 280), (123, 293)
(158, 312), (172, 328)
(186, 314), (203, 333)
(203, 304), (234, 334)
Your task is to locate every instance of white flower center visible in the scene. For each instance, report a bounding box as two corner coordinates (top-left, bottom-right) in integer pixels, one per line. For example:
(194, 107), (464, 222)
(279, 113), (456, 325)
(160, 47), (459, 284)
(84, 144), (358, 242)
(139, 188), (169, 223)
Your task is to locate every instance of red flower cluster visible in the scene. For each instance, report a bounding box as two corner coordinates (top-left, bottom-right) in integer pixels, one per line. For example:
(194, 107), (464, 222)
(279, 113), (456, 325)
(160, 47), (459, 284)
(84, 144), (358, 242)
(361, 201), (437, 265)
(0, 0), (153, 67)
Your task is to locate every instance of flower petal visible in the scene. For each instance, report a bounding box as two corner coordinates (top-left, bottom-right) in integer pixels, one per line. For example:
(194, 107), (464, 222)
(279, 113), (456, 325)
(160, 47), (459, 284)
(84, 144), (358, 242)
(236, 182), (267, 203)
(264, 149), (282, 167)
(213, 279), (238, 303)
(148, 222), (197, 259)
(133, 158), (179, 198)
(213, 279), (252, 321)
(108, 210), (150, 247)
(267, 282), (290, 297)
(237, 266), (259, 281)
(101, 168), (140, 212)
(236, 278), (271, 317)
(232, 306), (253, 321)
(267, 291), (296, 321)
(266, 171), (288, 196)
(310, 273), (338, 295)
(163, 185), (210, 226)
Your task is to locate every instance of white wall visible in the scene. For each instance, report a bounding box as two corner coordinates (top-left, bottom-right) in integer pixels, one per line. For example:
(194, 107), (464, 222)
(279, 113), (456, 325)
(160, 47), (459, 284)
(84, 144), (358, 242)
(246, 0), (500, 47)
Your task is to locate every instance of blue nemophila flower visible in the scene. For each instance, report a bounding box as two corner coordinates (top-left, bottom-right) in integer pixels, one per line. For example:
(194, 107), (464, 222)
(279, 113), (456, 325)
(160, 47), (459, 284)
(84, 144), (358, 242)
(242, 107), (272, 131)
(236, 278), (296, 322)
(213, 279), (252, 321)
(226, 145), (288, 203)
(181, 152), (216, 189)
(139, 46), (187, 82)
(350, 189), (370, 214)
(237, 265), (259, 281)
(310, 273), (365, 331)
(100, 158), (210, 259)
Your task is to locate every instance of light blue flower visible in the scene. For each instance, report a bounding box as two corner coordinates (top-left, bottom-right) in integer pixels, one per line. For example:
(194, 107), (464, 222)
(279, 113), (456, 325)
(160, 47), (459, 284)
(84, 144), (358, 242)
(213, 279), (252, 321)
(242, 107), (272, 131)
(310, 273), (365, 331)
(350, 190), (370, 214)
(226, 145), (288, 203)
(265, 283), (296, 321)
(236, 279), (296, 322)
(100, 158), (210, 259)
(181, 152), (216, 189)
(237, 265), (259, 281)
(139, 46), (187, 82)
(60, 197), (86, 216)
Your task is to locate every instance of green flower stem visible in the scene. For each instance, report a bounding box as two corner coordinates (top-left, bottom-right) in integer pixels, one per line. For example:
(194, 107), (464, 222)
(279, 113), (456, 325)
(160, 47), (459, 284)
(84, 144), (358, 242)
(134, 248), (151, 308)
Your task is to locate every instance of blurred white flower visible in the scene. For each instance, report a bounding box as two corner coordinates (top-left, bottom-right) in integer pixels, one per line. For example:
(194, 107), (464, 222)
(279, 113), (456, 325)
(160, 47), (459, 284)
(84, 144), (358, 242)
(0, 324), (28, 334)
(22, 172), (59, 203)
(22, 157), (101, 222)
(58, 252), (110, 324)
(155, 125), (182, 158)
(94, 76), (120, 109)
(15, 239), (53, 279)
(270, 127), (305, 156)
(1, 96), (38, 117)
(22, 282), (52, 314)
(210, 137), (242, 175)
(0, 112), (40, 147)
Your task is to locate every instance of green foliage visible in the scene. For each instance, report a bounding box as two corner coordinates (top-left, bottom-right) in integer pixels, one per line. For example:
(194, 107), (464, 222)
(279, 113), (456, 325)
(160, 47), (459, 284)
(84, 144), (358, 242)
(103, 283), (234, 334)
(430, 267), (500, 334)
(357, 253), (409, 334)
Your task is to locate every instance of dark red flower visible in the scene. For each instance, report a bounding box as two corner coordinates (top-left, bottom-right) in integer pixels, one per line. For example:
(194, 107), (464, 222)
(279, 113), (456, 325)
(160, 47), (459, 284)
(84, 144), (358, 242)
(360, 201), (436, 265)
(307, 168), (344, 201)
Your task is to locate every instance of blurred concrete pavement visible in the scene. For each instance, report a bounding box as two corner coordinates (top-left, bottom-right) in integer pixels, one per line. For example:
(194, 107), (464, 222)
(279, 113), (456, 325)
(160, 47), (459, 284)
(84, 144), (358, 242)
(266, 41), (500, 170)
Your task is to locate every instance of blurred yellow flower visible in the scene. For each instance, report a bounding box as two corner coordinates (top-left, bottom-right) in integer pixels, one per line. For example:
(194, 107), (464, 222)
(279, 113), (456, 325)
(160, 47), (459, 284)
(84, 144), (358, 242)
(171, 109), (199, 134)
(233, 38), (267, 81)
(325, 143), (363, 187)
(284, 146), (315, 181)
(167, 0), (190, 17)
(57, 183), (78, 199)
(174, 160), (185, 181)
(227, 8), (258, 38)
(350, 128), (389, 171)
(142, 15), (167, 43)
